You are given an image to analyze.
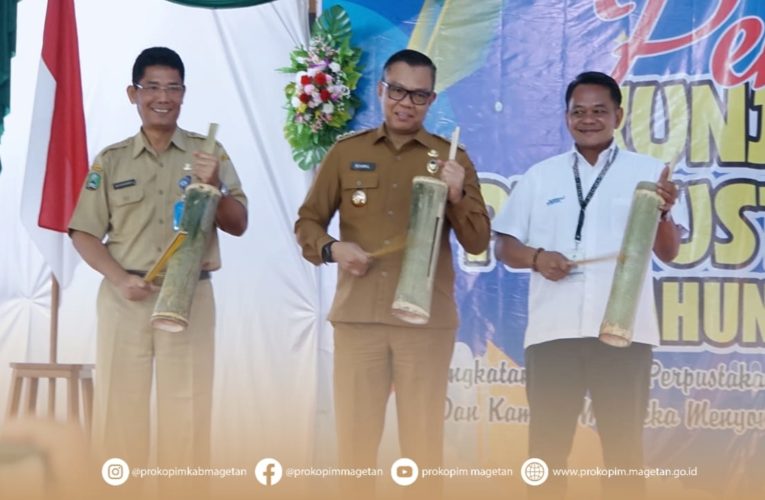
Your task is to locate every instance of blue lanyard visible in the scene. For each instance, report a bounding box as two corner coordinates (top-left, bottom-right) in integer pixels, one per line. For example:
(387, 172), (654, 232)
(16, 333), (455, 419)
(572, 147), (619, 243)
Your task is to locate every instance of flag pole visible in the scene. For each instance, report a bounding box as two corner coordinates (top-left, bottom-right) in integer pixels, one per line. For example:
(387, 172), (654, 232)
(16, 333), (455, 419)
(47, 273), (60, 417)
(49, 274), (59, 364)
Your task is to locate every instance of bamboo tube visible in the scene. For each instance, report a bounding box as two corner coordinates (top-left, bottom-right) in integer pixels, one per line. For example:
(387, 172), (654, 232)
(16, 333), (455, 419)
(151, 124), (221, 332)
(390, 127), (458, 324)
(599, 181), (663, 347)
(390, 176), (448, 324)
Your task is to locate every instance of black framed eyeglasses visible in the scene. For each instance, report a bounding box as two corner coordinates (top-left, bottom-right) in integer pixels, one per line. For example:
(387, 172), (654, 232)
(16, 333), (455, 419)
(134, 83), (186, 96)
(381, 81), (433, 105)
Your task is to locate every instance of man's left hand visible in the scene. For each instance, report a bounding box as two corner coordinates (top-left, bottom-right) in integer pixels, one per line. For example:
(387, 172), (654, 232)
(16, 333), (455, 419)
(438, 159), (465, 204)
(192, 151), (220, 187)
(656, 165), (678, 213)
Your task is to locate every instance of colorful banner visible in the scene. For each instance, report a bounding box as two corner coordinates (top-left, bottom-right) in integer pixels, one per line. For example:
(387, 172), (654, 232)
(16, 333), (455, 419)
(326, 0), (765, 497)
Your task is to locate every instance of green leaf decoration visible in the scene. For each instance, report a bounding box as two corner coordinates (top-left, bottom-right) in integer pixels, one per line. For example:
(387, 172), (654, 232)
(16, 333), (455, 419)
(314, 5), (353, 41)
(280, 5), (363, 170)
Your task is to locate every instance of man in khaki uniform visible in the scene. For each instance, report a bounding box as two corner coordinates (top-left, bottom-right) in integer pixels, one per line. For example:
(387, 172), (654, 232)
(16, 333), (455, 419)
(295, 49), (490, 496)
(69, 47), (247, 468)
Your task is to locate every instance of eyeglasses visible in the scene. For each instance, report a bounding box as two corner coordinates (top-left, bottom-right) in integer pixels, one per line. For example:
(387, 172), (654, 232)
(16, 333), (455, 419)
(134, 83), (186, 96)
(381, 81), (433, 105)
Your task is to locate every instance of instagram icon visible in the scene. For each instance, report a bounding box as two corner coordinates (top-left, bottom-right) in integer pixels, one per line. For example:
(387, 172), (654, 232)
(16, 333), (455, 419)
(101, 458), (130, 486)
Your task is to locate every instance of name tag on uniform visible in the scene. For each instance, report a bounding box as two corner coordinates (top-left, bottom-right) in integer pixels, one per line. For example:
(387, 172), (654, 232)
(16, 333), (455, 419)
(113, 179), (137, 190)
(351, 162), (375, 171)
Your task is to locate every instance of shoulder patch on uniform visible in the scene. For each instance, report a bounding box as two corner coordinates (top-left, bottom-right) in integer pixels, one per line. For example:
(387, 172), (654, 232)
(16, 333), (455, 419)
(336, 128), (374, 143)
(186, 130), (220, 153)
(434, 133), (466, 151)
(100, 137), (132, 154)
(186, 130), (207, 139)
(85, 171), (102, 191)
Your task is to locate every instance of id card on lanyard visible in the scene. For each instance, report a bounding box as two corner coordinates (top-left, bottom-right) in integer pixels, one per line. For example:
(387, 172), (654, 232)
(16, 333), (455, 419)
(173, 174), (192, 231)
(568, 146), (619, 276)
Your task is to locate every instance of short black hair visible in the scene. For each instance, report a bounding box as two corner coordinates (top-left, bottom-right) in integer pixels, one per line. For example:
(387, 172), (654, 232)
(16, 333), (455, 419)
(382, 49), (437, 89)
(565, 71), (621, 109)
(132, 47), (185, 85)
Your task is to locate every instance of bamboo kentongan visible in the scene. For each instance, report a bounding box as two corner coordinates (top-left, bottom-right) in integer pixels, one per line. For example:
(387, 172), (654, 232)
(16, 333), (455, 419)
(599, 181), (663, 347)
(151, 124), (220, 333)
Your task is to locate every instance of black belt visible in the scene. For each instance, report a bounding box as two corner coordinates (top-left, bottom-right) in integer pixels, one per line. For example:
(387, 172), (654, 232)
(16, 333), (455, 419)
(126, 269), (211, 285)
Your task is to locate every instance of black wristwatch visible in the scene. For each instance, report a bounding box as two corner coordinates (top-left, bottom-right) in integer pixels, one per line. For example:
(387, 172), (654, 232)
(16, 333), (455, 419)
(321, 240), (336, 263)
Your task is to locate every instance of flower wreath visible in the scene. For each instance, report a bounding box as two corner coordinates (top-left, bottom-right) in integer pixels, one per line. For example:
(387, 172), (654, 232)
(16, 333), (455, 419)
(281, 5), (362, 170)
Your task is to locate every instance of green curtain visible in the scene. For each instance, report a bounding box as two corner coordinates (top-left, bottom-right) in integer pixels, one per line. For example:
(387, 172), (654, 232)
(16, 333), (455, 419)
(0, 0), (18, 150)
(166, 0), (276, 8)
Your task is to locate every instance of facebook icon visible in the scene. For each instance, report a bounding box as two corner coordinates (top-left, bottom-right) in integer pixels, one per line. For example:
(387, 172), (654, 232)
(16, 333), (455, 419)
(255, 458), (283, 486)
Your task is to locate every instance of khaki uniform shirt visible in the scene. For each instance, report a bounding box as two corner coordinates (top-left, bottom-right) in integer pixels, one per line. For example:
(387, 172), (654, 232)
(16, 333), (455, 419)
(69, 127), (247, 272)
(295, 125), (490, 329)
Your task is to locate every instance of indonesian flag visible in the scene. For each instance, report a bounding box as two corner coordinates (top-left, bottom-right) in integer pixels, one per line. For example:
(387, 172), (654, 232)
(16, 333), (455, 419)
(20, 0), (88, 287)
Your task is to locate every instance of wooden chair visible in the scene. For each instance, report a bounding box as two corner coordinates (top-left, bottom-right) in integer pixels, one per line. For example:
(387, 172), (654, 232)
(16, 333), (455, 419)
(5, 277), (94, 432)
(5, 362), (94, 431)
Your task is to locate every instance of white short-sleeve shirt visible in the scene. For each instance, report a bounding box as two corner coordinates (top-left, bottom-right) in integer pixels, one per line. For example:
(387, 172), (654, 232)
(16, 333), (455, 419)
(493, 144), (669, 348)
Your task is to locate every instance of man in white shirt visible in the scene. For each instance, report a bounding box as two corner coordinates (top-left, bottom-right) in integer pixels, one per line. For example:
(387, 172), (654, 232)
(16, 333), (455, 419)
(493, 71), (681, 499)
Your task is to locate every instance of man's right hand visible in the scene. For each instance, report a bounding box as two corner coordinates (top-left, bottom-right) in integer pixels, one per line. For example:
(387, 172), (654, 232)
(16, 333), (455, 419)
(116, 273), (157, 301)
(331, 241), (372, 277)
(535, 250), (575, 281)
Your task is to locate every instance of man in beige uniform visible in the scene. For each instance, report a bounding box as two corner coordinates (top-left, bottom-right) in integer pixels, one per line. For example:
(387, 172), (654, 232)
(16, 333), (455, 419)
(68, 47), (247, 468)
(295, 49), (490, 496)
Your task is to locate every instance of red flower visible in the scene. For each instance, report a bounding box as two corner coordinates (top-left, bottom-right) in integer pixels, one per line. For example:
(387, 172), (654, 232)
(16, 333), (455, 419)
(314, 72), (328, 86)
(299, 93), (311, 103)
(319, 89), (331, 102)
(300, 75), (312, 85)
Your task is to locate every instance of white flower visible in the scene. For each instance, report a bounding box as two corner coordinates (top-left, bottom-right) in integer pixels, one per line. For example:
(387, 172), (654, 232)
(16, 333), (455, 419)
(329, 61), (341, 73)
(291, 96), (302, 108)
(322, 102), (335, 114)
(303, 84), (315, 94)
(328, 84), (343, 97)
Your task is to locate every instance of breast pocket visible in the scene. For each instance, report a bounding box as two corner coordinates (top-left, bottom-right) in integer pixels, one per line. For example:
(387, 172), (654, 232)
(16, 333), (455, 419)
(339, 172), (379, 216)
(109, 185), (146, 232)
(112, 185), (144, 207)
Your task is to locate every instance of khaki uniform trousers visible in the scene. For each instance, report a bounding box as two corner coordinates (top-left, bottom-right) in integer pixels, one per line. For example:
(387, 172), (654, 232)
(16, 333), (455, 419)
(333, 322), (456, 498)
(92, 278), (215, 468)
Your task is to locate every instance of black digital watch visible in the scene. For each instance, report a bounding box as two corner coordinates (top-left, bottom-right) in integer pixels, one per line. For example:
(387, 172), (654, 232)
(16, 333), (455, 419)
(321, 240), (336, 263)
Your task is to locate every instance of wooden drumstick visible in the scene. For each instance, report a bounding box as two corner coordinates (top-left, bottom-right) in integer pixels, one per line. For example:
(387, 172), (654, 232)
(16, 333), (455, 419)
(369, 235), (406, 258)
(572, 252), (618, 266)
(144, 231), (187, 283)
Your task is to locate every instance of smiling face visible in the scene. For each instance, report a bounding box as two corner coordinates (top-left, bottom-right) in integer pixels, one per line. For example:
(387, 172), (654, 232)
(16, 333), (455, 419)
(377, 61), (436, 135)
(566, 83), (623, 160)
(127, 65), (185, 134)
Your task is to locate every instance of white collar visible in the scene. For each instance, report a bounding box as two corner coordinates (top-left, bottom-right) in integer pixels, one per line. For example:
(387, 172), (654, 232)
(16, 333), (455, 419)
(571, 141), (618, 168)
